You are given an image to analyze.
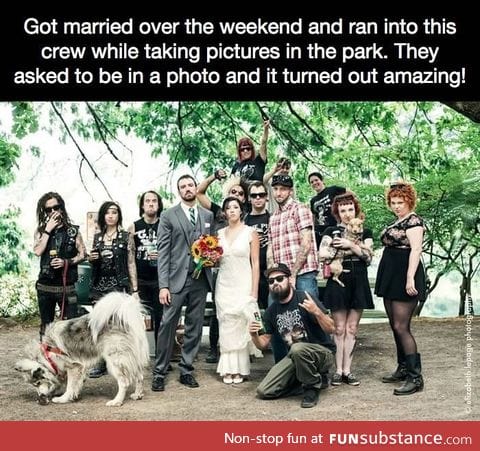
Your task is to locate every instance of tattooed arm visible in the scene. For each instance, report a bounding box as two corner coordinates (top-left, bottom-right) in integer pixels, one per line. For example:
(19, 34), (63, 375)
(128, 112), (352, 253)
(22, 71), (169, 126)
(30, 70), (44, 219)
(291, 227), (313, 280)
(70, 231), (87, 265)
(127, 232), (138, 292)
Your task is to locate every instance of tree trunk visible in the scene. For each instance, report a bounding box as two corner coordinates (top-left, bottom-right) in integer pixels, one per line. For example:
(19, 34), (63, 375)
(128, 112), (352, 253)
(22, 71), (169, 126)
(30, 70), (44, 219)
(458, 275), (472, 316)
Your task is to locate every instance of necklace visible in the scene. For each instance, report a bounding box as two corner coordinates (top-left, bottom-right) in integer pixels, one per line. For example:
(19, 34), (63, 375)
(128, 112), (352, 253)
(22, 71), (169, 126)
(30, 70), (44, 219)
(105, 230), (117, 241)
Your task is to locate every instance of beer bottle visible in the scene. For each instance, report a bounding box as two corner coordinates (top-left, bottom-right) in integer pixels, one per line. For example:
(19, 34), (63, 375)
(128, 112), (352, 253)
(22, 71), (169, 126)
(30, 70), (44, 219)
(49, 249), (58, 260)
(254, 310), (265, 336)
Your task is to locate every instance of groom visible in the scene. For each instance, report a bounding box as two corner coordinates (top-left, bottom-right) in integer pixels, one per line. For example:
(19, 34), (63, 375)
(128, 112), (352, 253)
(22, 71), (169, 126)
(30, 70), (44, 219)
(152, 174), (214, 391)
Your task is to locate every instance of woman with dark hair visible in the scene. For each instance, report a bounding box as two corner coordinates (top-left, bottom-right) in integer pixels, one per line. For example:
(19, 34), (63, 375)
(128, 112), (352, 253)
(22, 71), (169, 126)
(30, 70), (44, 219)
(375, 182), (426, 396)
(215, 197), (260, 384)
(88, 201), (138, 377)
(33, 192), (86, 340)
(319, 191), (374, 387)
(231, 120), (269, 183)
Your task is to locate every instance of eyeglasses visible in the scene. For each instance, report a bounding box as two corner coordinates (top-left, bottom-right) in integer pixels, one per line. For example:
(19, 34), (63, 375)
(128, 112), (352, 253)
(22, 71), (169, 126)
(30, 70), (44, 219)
(250, 192), (267, 199)
(230, 189), (245, 196)
(45, 205), (61, 214)
(240, 146), (252, 152)
(268, 275), (288, 285)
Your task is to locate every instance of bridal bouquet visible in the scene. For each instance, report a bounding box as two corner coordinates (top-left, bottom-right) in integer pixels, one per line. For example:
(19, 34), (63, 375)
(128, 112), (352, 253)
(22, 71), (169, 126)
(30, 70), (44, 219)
(191, 235), (223, 279)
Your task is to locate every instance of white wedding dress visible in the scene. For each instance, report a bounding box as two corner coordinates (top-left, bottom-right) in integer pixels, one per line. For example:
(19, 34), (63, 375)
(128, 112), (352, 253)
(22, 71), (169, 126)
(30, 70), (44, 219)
(216, 225), (259, 377)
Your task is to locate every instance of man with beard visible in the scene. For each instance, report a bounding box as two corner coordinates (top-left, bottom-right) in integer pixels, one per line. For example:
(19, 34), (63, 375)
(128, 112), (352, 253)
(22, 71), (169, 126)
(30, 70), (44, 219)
(151, 175), (214, 392)
(249, 263), (335, 408)
(267, 174), (319, 362)
(128, 191), (163, 346)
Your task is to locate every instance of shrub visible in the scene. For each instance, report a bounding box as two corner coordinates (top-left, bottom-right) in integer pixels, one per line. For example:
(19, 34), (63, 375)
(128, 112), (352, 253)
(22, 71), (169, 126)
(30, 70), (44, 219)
(0, 273), (37, 319)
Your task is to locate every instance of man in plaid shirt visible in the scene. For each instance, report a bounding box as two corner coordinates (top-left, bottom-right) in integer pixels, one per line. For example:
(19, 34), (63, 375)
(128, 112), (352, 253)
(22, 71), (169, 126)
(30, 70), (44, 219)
(267, 174), (319, 362)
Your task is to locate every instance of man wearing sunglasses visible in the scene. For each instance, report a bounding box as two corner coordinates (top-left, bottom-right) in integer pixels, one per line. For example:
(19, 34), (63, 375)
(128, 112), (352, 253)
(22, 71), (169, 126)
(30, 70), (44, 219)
(249, 263), (335, 408)
(33, 192), (86, 341)
(244, 181), (270, 310)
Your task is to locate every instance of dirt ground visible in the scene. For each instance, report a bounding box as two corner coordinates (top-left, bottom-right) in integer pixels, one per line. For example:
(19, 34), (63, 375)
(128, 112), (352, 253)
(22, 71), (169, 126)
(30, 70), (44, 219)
(0, 317), (478, 421)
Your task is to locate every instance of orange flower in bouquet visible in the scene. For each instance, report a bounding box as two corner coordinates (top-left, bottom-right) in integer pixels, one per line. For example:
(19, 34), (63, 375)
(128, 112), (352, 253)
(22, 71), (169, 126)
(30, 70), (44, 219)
(191, 235), (223, 279)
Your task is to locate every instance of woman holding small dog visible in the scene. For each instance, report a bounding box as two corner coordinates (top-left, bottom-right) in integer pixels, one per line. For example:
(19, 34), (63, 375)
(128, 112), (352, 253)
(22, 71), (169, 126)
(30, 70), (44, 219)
(375, 182), (426, 396)
(319, 192), (374, 386)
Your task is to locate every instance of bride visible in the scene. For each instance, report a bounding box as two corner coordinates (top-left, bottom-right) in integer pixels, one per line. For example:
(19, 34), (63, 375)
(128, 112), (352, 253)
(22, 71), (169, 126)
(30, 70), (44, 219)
(215, 197), (260, 384)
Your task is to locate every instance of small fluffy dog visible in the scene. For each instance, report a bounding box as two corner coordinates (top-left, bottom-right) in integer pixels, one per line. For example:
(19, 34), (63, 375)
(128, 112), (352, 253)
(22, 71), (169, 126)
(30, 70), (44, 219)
(330, 218), (364, 287)
(15, 292), (149, 407)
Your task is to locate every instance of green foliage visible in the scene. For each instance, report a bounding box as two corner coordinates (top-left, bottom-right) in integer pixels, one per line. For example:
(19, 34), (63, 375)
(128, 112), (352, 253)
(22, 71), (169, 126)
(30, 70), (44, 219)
(0, 206), (29, 275)
(0, 273), (37, 319)
(0, 133), (20, 187)
(1, 100), (479, 307)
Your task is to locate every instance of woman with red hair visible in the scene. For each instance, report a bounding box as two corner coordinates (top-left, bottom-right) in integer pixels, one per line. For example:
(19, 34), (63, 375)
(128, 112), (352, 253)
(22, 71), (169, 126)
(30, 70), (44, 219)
(375, 182), (426, 396)
(231, 120), (269, 183)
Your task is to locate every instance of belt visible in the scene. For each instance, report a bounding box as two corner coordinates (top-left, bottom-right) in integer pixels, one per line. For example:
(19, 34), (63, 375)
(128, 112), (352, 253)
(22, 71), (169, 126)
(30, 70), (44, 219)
(36, 283), (76, 294)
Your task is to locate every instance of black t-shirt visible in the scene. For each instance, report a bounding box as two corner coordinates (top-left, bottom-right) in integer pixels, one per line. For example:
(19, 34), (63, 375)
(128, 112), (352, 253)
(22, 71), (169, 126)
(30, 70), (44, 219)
(310, 186), (346, 233)
(264, 290), (336, 352)
(133, 217), (160, 282)
(244, 211), (270, 272)
(231, 154), (266, 183)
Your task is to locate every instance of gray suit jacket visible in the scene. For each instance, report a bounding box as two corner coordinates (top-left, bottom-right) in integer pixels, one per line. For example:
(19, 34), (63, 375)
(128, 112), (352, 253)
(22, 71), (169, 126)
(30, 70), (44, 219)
(157, 203), (214, 293)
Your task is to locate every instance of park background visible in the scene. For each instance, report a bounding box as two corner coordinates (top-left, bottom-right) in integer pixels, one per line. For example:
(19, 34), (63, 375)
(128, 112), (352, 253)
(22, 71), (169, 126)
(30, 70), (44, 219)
(0, 101), (478, 321)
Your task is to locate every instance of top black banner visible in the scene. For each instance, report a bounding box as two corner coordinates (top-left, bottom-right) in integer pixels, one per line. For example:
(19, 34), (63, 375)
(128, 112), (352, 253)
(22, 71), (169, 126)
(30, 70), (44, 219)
(1, 11), (479, 101)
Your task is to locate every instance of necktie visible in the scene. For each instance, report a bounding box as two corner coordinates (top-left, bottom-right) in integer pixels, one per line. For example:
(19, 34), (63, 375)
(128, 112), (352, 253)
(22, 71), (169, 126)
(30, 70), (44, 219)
(189, 207), (196, 227)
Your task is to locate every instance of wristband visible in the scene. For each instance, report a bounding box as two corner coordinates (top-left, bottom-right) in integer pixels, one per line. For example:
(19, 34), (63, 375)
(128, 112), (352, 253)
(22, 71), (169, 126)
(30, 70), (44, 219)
(44, 230), (51, 236)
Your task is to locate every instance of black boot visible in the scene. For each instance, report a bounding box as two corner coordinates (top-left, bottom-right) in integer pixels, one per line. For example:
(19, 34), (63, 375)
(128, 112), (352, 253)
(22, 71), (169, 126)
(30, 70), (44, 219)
(382, 363), (407, 383)
(393, 353), (423, 396)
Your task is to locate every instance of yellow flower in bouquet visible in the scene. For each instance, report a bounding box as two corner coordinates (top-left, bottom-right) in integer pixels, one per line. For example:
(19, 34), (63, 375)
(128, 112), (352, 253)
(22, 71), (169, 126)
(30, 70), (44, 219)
(191, 235), (223, 279)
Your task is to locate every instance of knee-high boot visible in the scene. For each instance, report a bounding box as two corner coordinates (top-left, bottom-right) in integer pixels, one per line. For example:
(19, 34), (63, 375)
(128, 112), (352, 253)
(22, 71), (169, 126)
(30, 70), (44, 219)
(393, 353), (423, 395)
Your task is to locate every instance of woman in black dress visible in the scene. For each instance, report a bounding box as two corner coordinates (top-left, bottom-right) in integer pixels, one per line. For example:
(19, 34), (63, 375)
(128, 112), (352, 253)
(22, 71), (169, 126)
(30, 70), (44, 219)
(319, 192), (374, 386)
(375, 182), (426, 395)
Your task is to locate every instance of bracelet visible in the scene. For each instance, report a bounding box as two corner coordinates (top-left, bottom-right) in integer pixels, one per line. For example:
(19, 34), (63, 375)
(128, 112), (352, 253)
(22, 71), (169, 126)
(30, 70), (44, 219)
(132, 289), (138, 293)
(43, 230), (51, 236)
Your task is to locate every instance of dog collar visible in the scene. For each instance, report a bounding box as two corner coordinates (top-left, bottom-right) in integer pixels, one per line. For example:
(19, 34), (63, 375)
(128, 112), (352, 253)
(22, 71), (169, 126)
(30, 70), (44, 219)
(40, 343), (66, 376)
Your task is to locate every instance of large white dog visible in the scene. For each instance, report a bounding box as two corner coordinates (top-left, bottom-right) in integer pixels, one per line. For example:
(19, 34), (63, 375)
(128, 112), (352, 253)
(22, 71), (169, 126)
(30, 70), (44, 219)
(15, 292), (150, 406)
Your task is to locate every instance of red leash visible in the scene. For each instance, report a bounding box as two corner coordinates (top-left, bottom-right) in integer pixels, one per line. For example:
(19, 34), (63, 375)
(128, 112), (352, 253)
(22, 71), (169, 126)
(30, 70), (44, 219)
(60, 259), (69, 320)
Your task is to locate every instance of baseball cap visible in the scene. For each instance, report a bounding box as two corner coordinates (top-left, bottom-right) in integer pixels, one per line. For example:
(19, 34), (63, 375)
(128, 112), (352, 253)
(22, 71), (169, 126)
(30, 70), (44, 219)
(271, 174), (293, 188)
(265, 263), (292, 278)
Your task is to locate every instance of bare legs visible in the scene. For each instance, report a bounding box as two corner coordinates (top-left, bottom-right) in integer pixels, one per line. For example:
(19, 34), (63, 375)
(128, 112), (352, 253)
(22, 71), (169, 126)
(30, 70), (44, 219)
(332, 309), (363, 377)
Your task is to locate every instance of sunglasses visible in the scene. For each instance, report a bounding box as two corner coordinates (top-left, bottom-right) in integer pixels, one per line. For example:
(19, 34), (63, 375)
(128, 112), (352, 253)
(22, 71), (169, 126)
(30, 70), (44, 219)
(240, 147), (252, 152)
(268, 275), (288, 285)
(45, 205), (61, 214)
(230, 189), (245, 196)
(250, 192), (267, 199)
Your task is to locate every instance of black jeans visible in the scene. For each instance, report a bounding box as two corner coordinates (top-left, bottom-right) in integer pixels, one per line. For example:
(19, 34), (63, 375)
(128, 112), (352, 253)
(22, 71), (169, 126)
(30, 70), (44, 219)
(37, 288), (78, 339)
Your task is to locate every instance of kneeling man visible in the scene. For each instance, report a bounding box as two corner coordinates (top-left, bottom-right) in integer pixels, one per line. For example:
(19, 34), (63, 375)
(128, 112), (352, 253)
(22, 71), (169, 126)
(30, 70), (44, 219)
(249, 263), (335, 408)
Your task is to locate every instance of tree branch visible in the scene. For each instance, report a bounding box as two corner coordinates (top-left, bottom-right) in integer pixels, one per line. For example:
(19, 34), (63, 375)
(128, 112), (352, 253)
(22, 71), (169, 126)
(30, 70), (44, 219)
(50, 102), (114, 199)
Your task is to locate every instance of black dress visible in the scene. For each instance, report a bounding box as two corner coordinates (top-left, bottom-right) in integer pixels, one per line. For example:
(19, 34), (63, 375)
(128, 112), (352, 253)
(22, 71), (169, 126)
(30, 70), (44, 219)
(374, 213), (426, 302)
(322, 226), (375, 312)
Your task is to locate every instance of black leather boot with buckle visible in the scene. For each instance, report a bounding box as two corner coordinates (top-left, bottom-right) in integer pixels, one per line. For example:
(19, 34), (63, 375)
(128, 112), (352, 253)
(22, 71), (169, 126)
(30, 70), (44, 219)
(393, 353), (424, 396)
(382, 363), (407, 383)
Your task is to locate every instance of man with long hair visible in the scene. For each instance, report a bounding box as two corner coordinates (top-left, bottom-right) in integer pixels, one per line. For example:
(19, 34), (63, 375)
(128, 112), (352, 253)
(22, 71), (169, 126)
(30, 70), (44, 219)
(33, 192), (86, 341)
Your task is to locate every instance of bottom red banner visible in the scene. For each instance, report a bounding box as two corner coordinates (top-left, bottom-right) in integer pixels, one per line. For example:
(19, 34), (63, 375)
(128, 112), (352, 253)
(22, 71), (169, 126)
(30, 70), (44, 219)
(0, 421), (477, 450)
